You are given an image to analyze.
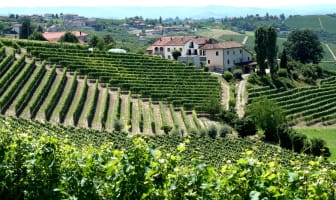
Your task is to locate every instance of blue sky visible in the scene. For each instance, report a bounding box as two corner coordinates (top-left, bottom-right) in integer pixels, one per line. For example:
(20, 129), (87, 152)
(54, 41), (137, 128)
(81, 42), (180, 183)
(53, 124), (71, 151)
(1, 0), (335, 7)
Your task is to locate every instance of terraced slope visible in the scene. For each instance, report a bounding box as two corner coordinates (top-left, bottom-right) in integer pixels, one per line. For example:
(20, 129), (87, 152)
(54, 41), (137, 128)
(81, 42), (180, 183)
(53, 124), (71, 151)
(20, 44), (221, 111)
(247, 78), (336, 126)
(0, 47), (216, 134)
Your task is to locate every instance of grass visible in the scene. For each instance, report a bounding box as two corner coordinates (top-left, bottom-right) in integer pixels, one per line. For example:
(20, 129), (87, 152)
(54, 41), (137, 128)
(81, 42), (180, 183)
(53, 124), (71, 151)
(295, 127), (336, 161)
(285, 15), (322, 31)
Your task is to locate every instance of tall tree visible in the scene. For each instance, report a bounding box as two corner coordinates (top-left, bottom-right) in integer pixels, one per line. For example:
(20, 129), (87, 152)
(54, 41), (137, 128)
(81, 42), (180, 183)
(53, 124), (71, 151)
(59, 32), (79, 43)
(19, 17), (33, 39)
(254, 27), (267, 75)
(246, 97), (286, 142)
(89, 35), (99, 48)
(280, 49), (288, 69)
(266, 27), (278, 75)
(284, 29), (323, 64)
(28, 31), (46, 41)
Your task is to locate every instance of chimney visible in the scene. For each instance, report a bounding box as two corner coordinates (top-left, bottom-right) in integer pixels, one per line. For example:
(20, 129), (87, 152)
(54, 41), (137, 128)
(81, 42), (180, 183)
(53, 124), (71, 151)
(80, 31), (82, 35)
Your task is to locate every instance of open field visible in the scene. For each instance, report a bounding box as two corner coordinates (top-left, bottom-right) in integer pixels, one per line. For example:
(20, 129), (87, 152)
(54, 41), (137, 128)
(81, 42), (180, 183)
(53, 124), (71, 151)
(296, 127), (336, 161)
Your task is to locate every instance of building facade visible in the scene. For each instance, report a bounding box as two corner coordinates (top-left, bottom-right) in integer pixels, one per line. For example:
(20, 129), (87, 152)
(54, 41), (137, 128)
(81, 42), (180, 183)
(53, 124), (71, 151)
(146, 36), (216, 61)
(201, 41), (253, 72)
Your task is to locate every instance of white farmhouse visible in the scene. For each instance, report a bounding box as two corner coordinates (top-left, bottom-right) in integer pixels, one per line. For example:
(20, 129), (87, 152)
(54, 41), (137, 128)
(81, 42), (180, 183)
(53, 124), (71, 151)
(201, 41), (255, 72)
(146, 36), (216, 60)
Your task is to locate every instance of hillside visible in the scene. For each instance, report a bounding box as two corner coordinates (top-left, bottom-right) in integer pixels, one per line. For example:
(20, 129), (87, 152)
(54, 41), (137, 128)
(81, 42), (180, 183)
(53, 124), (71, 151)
(247, 76), (336, 126)
(0, 39), (220, 135)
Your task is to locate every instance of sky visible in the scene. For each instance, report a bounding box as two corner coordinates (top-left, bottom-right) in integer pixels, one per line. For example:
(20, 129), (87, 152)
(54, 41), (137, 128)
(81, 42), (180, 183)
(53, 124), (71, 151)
(1, 0), (335, 8)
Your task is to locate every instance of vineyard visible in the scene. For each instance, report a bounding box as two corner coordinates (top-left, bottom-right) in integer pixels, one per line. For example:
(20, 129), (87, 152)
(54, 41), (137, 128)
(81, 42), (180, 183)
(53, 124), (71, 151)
(1, 116), (335, 199)
(0, 38), (220, 135)
(247, 77), (336, 126)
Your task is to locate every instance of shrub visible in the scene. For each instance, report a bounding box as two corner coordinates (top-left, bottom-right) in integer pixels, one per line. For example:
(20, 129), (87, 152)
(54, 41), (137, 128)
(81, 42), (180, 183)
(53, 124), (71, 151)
(233, 69), (243, 80)
(277, 68), (288, 77)
(208, 125), (217, 139)
(309, 138), (330, 157)
(161, 125), (173, 135)
(114, 120), (124, 132)
(235, 117), (257, 137)
(223, 71), (233, 82)
(219, 125), (231, 138)
(199, 128), (207, 137)
(291, 133), (307, 153)
(276, 124), (294, 149)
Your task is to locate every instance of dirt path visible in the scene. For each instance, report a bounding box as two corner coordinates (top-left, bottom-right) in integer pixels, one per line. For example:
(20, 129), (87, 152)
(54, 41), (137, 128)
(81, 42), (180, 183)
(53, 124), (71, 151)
(175, 111), (188, 133)
(92, 85), (106, 130)
(142, 101), (154, 134)
(242, 36), (248, 45)
(131, 98), (140, 134)
(318, 17), (324, 30)
(220, 80), (230, 110)
(325, 44), (336, 61)
(235, 74), (249, 118)
(164, 106), (174, 128)
(105, 90), (117, 131)
(152, 103), (164, 135)
(119, 93), (129, 130)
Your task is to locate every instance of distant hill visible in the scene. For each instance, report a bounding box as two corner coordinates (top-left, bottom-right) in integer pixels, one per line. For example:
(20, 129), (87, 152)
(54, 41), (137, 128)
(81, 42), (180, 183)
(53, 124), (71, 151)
(0, 5), (335, 19)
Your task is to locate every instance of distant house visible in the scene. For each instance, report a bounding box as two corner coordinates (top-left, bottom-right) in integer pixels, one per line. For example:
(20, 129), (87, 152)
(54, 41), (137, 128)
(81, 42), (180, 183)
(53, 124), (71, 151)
(42, 31), (88, 43)
(11, 24), (22, 34)
(201, 41), (255, 72)
(146, 36), (216, 61)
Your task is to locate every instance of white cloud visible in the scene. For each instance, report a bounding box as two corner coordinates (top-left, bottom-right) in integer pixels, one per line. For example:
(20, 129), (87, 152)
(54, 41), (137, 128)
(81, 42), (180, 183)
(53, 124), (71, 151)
(1, 0), (335, 7)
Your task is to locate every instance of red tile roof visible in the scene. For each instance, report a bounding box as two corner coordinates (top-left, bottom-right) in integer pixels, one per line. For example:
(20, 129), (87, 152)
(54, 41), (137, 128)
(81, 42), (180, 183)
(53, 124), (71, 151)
(151, 36), (214, 46)
(43, 31), (88, 42)
(201, 41), (243, 50)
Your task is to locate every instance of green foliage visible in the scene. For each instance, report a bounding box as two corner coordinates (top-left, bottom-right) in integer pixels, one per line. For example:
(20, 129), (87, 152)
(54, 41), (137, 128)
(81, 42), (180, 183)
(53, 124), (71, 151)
(255, 26), (278, 75)
(59, 32), (79, 43)
(161, 125), (173, 134)
(246, 97), (286, 142)
(309, 138), (331, 157)
(44, 68), (67, 120)
(233, 69), (243, 80)
(29, 65), (56, 118)
(19, 17), (33, 39)
(59, 72), (77, 123)
(219, 125), (231, 137)
(284, 29), (324, 64)
(73, 76), (88, 125)
(277, 68), (288, 77)
(254, 27), (267, 75)
(113, 119), (124, 131)
(279, 49), (288, 69)
(223, 70), (233, 82)
(1, 124), (335, 199)
(0, 58), (35, 112)
(100, 87), (109, 129)
(208, 124), (217, 138)
(235, 117), (257, 138)
(172, 50), (181, 60)
(28, 31), (46, 41)
(15, 61), (46, 116)
(86, 80), (99, 127)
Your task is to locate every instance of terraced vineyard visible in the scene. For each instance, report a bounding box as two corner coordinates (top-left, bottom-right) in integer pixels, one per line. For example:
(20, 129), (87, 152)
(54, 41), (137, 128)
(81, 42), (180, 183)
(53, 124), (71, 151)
(2, 38), (221, 111)
(247, 78), (336, 126)
(0, 40), (219, 135)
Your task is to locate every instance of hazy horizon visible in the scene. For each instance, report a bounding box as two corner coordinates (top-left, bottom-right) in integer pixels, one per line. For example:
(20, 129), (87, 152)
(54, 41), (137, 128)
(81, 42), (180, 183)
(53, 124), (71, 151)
(1, 0), (336, 8)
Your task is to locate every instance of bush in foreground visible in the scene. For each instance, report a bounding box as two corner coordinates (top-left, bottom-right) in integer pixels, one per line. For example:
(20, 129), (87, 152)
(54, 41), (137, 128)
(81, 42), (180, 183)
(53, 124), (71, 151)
(0, 129), (335, 200)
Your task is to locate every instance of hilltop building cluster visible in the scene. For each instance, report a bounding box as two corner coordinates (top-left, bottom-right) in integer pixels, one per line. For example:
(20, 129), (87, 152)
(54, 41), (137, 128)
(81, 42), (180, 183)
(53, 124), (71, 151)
(147, 36), (255, 72)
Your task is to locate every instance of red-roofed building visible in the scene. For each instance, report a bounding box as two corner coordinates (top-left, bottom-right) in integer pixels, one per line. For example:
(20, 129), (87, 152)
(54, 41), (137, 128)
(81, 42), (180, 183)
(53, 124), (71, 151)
(200, 41), (254, 72)
(146, 36), (216, 60)
(42, 31), (88, 43)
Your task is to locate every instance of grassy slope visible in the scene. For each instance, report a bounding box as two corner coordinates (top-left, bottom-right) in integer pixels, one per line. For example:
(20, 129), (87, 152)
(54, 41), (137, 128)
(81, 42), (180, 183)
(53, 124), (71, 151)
(296, 128), (336, 161)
